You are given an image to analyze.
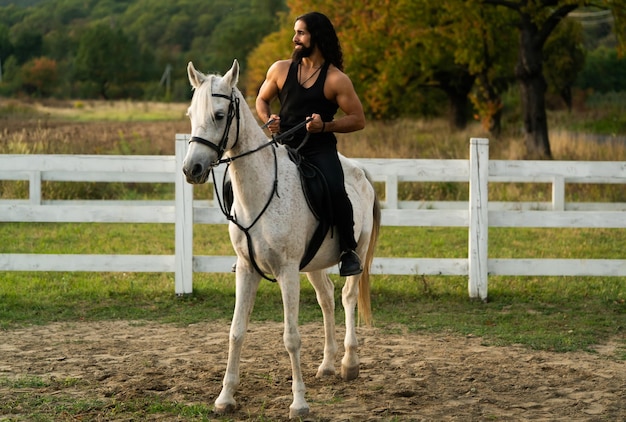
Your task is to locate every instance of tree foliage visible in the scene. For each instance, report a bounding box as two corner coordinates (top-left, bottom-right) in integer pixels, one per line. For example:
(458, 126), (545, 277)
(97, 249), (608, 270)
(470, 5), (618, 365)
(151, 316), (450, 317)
(544, 18), (586, 111)
(577, 46), (626, 92)
(475, 0), (624, 158)
(246, 0), (623, 158)
(252, 0), (517, 126)
(0, 0), (624, 159)
(0, 0), (285, 100)
(21, 57), (58, 97)
(74, 23), (139, 99)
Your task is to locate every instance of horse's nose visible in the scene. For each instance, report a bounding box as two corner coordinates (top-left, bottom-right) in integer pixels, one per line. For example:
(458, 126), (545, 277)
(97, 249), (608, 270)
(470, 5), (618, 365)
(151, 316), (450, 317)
(182, 161), (205, 180)
(189, 163), (204, 178)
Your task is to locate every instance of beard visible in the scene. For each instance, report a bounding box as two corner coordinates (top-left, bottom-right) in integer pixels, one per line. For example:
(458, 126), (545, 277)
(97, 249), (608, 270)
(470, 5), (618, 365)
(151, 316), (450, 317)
(291, 43), (315, 62)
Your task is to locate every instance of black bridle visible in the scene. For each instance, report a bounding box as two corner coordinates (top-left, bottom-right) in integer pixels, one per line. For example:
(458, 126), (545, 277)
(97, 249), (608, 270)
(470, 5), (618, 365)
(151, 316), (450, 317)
(188, 91), (240, 163)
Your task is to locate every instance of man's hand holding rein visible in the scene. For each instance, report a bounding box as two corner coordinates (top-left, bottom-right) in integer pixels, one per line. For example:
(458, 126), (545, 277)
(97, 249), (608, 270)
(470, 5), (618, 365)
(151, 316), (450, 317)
(307, 113), (326, 133)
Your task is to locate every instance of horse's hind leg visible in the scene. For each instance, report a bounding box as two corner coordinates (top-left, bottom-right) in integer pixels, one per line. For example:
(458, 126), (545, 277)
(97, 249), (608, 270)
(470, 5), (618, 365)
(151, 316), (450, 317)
(214, 265), (261, 415)
(306, 270), (338, 378)
(341, 274), (360, 381)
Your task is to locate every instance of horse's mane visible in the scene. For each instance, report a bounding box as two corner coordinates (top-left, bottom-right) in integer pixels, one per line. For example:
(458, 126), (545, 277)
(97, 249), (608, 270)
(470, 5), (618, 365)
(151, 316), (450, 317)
(189, 74), (218, 128)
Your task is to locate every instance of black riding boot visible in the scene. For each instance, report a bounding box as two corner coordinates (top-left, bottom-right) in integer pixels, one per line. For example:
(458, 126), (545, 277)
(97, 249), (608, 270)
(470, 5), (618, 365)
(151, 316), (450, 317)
(339, 250), (362, 276)
(336, 196), (361, 277)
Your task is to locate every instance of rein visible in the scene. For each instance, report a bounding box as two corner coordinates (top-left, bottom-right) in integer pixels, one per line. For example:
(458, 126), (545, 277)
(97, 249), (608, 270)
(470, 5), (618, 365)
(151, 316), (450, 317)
(187, 90), (312, 282)
(214, 116), (313, 165)
(210, 145), (279, 282)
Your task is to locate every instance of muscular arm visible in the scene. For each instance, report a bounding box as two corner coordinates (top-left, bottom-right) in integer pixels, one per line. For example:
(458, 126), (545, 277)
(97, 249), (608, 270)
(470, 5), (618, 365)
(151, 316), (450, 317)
(313, 69), (365, 134)
(256, 78), (276, 123)
(259, 61), (365, 135)
(256, 61), (288, 134)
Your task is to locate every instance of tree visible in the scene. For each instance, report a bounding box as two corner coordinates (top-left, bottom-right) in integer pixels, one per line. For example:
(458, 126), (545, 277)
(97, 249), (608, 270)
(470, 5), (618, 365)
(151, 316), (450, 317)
(11, 30), (43, 64)
(438, 4), (517, 136)
(206, 10), (277, 85)
(543, 18), (586, 111)
(0, 23), (10, 83)
(268, 0), (452, 120)
(245, 14), (294, 99)
(74, 23), (136, 99)
(0, 0), (288, 101)
(262, 0), (513, 129)
(0, 23), (11, 63)
(21, 56), (58, 96)
(482, 1), (626, 159)
(577, 46), (626, 92)
(254, 0), (625, 155)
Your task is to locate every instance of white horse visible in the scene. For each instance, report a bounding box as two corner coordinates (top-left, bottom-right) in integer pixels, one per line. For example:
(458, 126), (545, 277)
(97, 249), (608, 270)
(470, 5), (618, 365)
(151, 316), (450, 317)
(182, 59), (380, 419)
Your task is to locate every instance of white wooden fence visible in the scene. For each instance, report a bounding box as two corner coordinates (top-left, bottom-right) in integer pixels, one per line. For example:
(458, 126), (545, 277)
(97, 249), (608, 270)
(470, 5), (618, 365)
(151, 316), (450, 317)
(2, 136), (626, 301)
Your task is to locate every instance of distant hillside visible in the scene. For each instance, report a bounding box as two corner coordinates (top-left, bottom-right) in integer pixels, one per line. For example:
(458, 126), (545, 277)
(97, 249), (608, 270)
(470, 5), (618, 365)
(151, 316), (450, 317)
(0, 0), (46, 6)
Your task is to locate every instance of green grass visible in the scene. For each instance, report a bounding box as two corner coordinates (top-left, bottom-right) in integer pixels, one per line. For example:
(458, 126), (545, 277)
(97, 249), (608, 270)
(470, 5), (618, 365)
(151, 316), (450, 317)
(569, 91), (626, 135)
(1, 223), (624, 354)
(0, 375), (214, 421)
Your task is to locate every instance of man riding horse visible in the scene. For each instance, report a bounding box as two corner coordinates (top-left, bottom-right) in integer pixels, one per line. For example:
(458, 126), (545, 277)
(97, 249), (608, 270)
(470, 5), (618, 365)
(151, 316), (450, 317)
(255, 11), (366, 277)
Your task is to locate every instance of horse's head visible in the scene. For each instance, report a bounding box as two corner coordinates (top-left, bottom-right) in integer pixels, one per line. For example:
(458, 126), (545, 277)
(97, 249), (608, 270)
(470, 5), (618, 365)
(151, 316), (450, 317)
(182, 60), (240, 184)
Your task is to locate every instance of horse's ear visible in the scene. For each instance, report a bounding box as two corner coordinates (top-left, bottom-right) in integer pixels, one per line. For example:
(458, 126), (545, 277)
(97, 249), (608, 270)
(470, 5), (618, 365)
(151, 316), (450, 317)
(222, 59), (240, 89)
(187, 61), (205, 89)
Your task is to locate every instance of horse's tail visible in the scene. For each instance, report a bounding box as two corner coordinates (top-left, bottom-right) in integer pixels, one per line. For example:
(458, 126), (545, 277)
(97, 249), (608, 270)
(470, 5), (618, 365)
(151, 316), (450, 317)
(358, 181), (381, 327)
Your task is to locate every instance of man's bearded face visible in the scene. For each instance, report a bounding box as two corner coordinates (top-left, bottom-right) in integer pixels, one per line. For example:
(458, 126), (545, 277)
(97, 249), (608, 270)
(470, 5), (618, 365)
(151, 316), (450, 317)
(292, 40), (315, 61)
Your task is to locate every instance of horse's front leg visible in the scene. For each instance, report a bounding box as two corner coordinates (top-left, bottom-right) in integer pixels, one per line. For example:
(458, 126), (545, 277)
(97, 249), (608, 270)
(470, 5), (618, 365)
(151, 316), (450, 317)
(214, 261), (261, 414)
(278, 267), (309, 419)
(306, 270), (337, 378)
(341, 273), (360, 381)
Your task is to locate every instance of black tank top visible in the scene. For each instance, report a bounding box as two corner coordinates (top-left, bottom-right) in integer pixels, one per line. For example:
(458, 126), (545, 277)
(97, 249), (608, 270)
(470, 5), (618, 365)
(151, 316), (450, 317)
(278, 61), (339, 148)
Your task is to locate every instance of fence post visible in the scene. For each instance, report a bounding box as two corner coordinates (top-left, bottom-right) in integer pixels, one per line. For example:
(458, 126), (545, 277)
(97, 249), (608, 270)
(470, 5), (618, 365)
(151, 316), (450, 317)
(175, 135), (194, 295)
(468, 138), (489, 301)
(30, 171), (41, 205)
(552, 176), (565, 211)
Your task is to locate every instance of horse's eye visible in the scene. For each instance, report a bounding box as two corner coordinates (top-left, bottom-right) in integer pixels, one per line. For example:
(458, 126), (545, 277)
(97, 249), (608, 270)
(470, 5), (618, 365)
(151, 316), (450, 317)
(215, 112), (225, 121)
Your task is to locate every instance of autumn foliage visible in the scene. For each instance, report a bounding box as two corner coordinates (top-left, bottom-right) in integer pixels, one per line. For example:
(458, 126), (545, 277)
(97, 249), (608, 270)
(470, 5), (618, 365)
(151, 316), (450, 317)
(21, 57), (58, 97)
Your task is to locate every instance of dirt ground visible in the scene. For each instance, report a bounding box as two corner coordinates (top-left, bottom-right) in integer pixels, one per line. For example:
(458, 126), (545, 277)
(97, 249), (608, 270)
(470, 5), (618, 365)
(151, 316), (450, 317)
(1, 321), (624, 421)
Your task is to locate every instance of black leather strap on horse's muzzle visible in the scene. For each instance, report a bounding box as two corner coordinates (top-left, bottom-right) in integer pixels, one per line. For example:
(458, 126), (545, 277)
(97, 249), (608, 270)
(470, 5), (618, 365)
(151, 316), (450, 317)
(189, 136), (221, 155)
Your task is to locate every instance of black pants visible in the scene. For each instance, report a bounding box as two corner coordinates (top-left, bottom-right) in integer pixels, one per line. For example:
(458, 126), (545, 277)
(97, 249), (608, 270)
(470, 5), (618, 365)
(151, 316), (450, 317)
(297, 140), (357, 252)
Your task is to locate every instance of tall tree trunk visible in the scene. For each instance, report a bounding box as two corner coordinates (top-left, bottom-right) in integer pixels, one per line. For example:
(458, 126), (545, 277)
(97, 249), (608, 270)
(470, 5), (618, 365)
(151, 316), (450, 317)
(561, 86), (573, 112)
(484, 1), (582, 158)
(448, 90), (471, 130)
(100, 81), (109, 100)
(436, 69), (475, 131)
(515, 16), (552, 159)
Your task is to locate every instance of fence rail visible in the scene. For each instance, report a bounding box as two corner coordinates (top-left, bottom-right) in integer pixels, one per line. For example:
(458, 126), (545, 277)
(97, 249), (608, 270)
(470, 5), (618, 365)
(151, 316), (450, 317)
(1, 136), (625, 300)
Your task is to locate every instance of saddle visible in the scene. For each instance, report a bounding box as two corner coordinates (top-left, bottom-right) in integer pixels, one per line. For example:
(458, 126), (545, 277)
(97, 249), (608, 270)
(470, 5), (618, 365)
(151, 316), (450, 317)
(223, 145), (334, 270)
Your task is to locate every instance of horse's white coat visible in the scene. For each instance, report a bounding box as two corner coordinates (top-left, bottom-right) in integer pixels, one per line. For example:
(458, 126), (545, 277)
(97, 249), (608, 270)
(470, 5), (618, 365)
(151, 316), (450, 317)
(182, 60), (380, 419)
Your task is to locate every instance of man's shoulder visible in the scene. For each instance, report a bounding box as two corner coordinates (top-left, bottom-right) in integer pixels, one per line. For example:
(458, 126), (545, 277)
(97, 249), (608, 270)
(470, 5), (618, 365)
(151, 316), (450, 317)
(326, 65), (353, 88)
(326, 64), (347, 77)
(266, 60), (293, 81)
(269, 60), (294, 73)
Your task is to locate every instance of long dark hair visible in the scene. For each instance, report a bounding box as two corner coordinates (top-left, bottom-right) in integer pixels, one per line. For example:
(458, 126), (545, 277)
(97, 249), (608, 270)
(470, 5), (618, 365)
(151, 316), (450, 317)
(296, 12), (344, 71)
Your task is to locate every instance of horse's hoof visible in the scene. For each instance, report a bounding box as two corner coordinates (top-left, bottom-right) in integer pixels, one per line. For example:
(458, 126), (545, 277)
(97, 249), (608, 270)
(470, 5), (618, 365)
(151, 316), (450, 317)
(315, 367), (336, 378)
(214, 402), (236, 415)
(289, 404), (310, 419)
(341, 364), (359, 381)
